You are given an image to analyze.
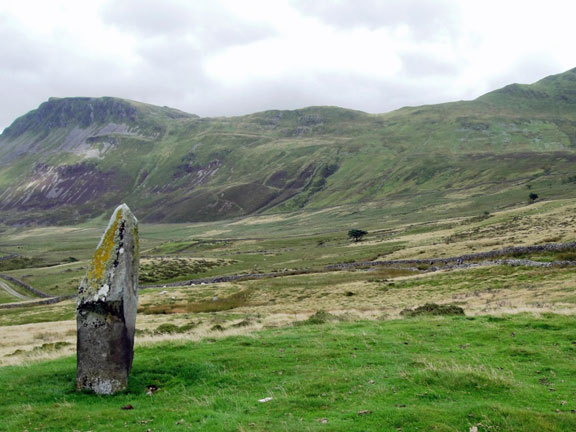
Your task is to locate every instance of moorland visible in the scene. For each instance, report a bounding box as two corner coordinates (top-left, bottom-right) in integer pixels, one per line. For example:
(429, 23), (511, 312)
(1, 68), (576, 431)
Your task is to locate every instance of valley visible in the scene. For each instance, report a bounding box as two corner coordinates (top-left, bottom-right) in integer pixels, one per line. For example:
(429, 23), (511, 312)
(1, 68), (576, 431)
(1, 198), (576, 430)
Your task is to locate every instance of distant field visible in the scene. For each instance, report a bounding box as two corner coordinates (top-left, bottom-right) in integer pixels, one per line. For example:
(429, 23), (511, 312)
(0, 197), (575, 296)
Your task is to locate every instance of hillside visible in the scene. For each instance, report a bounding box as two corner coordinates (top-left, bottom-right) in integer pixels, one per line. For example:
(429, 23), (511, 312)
(1, 69), (576, 225)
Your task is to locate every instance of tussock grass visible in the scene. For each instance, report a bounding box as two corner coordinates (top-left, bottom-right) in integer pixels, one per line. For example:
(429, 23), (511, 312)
(295, 310), (342, 325)
(139, 257), (229, 284)
(139, 288), (254, 314)
(407, 361), (515, 391)
(400, 303), (465, 317)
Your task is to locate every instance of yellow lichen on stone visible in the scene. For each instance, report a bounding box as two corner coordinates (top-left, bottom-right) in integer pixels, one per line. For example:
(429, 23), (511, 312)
(87, 208), (123, 287)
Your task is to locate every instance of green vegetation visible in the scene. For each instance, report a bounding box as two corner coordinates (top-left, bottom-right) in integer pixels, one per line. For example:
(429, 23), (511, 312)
(153, 321), (198, 334)
(295, 310), (342, 325)
(2, 69), (576, 226)
(400, 303), (465, 317)
(1, 314), (576, 431)
(0, 256), (44, 271)
(348, 229), (368, 242)
(139, 258), (228, 284)
(0, 302), (75, 326)
(139, 288), (254, 315)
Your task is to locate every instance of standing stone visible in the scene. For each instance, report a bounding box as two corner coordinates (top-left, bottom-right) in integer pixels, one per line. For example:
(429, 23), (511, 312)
(76, 204), (139, 394)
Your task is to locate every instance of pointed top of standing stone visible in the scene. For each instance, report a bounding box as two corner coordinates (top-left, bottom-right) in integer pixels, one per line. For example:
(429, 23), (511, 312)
(78, 203), (139, 304)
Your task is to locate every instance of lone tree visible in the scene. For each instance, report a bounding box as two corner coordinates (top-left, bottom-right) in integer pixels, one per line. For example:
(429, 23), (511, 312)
(348, 229), (368, 242)
(529, 192), (539, 202)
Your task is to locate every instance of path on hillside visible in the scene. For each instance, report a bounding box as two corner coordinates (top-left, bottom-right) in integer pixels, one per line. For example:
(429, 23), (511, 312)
(0, 280), (28, 300)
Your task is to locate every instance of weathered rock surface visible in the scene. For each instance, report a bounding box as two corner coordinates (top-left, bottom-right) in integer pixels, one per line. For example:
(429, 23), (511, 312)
(76, 204), (139, 394)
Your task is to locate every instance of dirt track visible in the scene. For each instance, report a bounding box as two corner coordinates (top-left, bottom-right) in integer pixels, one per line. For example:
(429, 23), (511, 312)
(0, 280), (28, 300)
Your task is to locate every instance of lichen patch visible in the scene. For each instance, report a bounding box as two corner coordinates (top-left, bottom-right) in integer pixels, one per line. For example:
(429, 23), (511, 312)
(87, 208), (123, 290)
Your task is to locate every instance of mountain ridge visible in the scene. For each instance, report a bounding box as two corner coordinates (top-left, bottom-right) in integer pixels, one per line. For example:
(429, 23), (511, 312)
(1, 68), (576, 225)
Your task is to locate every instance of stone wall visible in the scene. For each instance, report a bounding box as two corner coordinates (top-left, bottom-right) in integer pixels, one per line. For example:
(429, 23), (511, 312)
(0, 274), (51, 298)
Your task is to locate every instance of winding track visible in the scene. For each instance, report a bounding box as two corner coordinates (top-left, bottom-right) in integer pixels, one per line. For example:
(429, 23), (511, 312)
(0, 280), (28, 300)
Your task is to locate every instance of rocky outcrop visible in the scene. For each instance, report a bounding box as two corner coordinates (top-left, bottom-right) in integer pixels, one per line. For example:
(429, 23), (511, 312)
(0, 162), (125, 212)
(76, 204), (139, 395)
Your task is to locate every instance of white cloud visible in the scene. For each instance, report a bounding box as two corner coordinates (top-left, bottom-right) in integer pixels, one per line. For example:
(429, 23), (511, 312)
(1, 0), (576, 131)
(204, 26), (402, 85)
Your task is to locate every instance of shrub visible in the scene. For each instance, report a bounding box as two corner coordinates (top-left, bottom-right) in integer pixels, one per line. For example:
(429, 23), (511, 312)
(400, 303), (465, 317)
(0, 257), (44, 271)
(297, 310), (340, 326)
(140, 289), (253, 314)
(154, 321), (198, 334)
(231, 319), (253, 328)
(557, 251), (576, 261)
(154, 323), (181, 334)
(61, 256), (79, 263)
(348, 229), (368, 242)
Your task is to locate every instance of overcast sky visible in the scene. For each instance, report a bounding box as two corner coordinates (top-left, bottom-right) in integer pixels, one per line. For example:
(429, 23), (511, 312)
(2, 0), (576, 131)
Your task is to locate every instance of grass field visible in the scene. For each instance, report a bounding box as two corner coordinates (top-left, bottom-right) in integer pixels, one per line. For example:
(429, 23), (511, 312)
(1, 314), (576, 431)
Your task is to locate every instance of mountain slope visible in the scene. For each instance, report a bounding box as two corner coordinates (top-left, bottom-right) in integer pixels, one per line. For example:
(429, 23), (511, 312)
(1, 69), (576, 225)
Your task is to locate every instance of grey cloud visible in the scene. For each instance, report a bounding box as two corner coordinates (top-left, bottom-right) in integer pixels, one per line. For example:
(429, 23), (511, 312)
(183, 72), (460, 118)
(102, 0), (200, 36)
(135, 37), (204, 72)
(0, 17), (46, 72)
(399, 51), (460, 78)
(101, 0), (275, 51)
(489, 57), (566, 89)
(0, 1), (570, 134)
(0, 18), (59, 129)
(290, 0), (460, 40)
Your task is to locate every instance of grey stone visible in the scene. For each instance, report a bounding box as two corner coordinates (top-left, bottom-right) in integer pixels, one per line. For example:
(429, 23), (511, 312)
(76, 204), (139, 394)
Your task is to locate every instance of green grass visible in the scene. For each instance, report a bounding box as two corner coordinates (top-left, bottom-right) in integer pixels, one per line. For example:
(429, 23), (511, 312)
(0, 256), (44, 271)
(0, 279), (31, 304)
(1, 314), (575, 431)
(0, 302), (75, 326)
(0, 289), (27, 305)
